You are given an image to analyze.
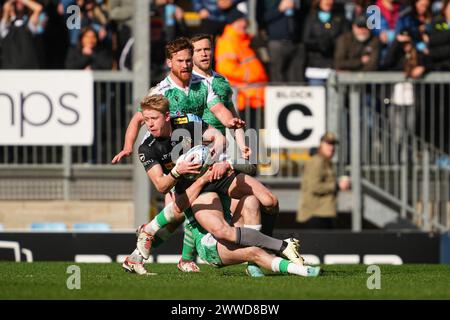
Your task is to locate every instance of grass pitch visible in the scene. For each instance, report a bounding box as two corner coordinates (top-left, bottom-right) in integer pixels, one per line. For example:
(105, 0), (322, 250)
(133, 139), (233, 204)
(1, 262), (450, 299)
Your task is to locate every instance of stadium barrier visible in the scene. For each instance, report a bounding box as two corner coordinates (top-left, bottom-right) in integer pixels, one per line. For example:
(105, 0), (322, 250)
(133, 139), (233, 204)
(0, 231), (442, 264)
(1, 71), (450, 232)
(332, 72), (450, 232)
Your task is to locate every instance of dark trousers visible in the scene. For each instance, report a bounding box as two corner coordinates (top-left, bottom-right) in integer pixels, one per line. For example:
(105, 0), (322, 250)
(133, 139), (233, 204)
(267, 40), (305, 83)
(305, 217), (337, 229)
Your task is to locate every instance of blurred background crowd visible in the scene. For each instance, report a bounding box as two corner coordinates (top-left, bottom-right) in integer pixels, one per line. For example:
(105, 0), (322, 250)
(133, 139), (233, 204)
(0, 0), (449, 85)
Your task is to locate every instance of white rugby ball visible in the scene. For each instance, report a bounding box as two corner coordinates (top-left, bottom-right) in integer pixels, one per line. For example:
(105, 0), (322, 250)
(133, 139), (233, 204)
(179, 145), (212, 181)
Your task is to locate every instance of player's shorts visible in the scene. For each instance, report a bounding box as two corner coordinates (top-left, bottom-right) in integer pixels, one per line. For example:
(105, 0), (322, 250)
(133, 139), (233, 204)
(201, 171), (237, 195)
(174, 171), (236, 196)
(195, 232), (222, 267)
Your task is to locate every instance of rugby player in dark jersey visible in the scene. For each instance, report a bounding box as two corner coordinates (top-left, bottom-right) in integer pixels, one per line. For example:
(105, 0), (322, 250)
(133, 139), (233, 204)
(123, 95), (304, 274)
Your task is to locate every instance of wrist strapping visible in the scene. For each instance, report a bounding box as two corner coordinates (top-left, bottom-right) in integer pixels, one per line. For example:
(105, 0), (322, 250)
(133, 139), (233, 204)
(170, 167), (180, 179)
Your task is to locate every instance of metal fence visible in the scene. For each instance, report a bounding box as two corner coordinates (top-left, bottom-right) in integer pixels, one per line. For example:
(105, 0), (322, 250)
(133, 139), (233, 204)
(2, 71), (450, 232)
(334, 72), (450, 232)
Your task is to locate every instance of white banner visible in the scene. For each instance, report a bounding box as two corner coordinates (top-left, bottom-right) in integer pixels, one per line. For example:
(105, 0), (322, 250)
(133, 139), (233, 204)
(0, 71), (94, 145)
(265, 86), (326, 148)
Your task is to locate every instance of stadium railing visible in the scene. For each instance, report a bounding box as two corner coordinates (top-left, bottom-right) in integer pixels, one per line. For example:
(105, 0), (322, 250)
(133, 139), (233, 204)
(1, 71), (449, 232)
(331, 72), (450, 232)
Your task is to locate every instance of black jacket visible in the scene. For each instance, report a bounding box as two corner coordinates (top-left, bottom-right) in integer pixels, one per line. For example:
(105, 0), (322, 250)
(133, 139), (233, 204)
(1, 20), (41, 69)
(303, 10), (349, 68)
(427, 18), (450, 71)
(256, 0), (306, 42)
(65, 47), (112, 70)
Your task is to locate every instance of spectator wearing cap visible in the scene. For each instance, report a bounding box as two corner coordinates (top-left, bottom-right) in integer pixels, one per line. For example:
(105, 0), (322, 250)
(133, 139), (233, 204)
(303, 0), (348, 85)
(256, 0), (307, 82)
(334, 15), (380, 71)
(297, 132), (350, 229)
(215, 8), (268, 128)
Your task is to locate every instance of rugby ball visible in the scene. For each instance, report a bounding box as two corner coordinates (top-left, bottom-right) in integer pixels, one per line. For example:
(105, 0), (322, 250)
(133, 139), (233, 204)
(178, 145), (212, 181)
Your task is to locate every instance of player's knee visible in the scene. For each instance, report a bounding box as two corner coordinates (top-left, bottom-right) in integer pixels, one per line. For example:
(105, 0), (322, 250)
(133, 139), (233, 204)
(260, 191), (278, 210)
(172, 202), (184, 217)
(210, 225), (234, 242)
(243, 195), (260, 216)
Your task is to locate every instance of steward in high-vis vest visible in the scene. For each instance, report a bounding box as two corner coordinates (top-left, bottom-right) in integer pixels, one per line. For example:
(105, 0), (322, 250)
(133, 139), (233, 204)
(215, 8), (268, 112)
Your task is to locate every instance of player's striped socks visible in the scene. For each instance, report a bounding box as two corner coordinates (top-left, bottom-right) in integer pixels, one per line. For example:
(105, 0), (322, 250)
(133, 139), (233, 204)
(144, 203), (175, 235)
(271, 257), (310, 276)
(181, 223), (196, 261)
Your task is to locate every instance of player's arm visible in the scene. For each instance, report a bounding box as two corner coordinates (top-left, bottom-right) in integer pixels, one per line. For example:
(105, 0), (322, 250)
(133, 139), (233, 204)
(205, 79), (245, 129)
(147, 164), (178, 194)
(172, 169), (214, 213)
(112, 112), (144, 164)
(147, 156), (202, 194)
(202, 125), (232, 180)
(209, 102), (245, 129)
(229, 105), (252, 159)
(202, 125), (227, 160)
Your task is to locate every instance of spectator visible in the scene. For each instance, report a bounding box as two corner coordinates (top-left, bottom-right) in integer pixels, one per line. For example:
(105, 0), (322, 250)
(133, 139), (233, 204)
(215, 8), (268, 128)
(154, 0), (187, 41)
(396, 0), (432, 54)
(426, 0), (450, 71)
(108, 0), (133, 68)
(371, 0), (402, 61)
(192, 0), (246, 37)
(68, 0), (110, 48)
(41, 0), (70, 69)
(297, 132), (350, 229)
(425, 0), (450, 151)
(334, 15), (380, 71)
(382, 29), (426, 78)
(353, 0), (374, 17)
(65, 26), (112, 70)
(256, 0), (306, 82)
(303, 0), (348, 84)
(0, 0), (44, 69)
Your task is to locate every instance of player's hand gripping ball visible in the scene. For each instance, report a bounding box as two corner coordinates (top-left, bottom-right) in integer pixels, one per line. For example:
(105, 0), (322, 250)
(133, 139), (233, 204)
(178, 145), (212, 181)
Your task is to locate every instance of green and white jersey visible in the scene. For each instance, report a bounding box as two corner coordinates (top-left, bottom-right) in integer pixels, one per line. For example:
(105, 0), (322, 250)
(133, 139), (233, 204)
(139, 74), (221, 118)
(194, 70), (235, 135)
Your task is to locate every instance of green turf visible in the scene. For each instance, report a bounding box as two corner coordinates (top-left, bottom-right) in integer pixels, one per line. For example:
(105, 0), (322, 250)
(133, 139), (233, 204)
(1, 262), (450, 299)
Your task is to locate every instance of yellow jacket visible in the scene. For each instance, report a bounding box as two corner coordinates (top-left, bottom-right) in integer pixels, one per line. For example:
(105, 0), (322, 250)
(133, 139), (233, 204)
(215, 24), (268, 110)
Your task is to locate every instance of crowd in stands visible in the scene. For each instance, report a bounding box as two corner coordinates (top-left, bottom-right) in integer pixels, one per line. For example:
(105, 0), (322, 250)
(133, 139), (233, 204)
(0, 0), (449, 82)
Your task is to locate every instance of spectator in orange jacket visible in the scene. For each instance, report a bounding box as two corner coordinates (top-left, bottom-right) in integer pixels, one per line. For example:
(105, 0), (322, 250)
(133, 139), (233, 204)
(215, 8), (268, 128)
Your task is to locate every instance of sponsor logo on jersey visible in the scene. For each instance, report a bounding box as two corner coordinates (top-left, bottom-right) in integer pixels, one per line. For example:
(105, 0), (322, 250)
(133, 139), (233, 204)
(173, 116), (188, 125)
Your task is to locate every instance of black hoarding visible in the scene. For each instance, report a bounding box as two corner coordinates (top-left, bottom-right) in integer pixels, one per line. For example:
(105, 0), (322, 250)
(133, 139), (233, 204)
(0, 230), (440, 263)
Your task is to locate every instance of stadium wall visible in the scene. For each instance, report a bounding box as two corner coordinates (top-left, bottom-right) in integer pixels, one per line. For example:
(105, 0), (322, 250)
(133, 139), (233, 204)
(0, 201), (134, 230)
(0, 231), (444, 264)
